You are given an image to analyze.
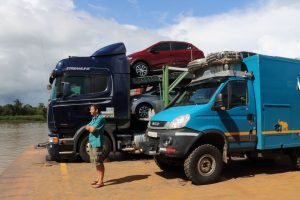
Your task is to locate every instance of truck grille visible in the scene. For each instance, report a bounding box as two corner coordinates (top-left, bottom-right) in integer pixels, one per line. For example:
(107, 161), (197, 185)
(150, 121), (167, 128)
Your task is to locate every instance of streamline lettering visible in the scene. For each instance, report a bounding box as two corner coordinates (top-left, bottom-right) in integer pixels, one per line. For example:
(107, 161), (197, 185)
(66, 67), (90, 70)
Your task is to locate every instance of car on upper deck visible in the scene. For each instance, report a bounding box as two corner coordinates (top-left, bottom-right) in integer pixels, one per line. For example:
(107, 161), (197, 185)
(127, 41), (204, 77)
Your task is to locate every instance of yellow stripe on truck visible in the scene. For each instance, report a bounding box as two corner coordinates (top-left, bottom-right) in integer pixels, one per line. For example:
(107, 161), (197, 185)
(262, 130), (300, 135)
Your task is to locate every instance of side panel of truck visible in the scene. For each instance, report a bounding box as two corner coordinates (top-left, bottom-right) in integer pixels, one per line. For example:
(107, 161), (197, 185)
(245, 55), (300, 149)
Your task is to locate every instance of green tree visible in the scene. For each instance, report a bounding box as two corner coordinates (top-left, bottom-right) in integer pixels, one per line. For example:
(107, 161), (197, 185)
(2, 104), (14, 115)
(23, 104), (35, 115)
(13, 99), (23, 115)
(36, 103), (47, 118)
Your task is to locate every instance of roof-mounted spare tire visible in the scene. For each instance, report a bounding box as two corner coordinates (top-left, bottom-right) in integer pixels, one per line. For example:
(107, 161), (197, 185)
(188, 51), (256, 73)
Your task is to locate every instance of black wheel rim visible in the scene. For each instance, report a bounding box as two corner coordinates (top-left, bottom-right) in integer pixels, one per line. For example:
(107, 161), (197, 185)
(138, 106), (150, 118)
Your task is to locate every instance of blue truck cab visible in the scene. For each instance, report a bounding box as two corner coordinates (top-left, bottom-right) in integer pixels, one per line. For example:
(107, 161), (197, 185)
(143, 52), (300, 184)
(47, 43), (149, 162)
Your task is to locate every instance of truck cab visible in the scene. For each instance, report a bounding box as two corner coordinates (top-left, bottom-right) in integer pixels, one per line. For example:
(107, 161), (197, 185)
(142, 52), (300, 185)
(47, 43), (134, 161)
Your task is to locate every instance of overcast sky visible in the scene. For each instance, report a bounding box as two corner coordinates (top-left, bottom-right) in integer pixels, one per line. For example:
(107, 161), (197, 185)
(0, 0), (300, 105)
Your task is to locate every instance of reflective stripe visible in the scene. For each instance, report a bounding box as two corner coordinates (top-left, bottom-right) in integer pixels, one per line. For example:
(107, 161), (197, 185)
(225, 132), (252, 136)
(174, 132), (198, 136)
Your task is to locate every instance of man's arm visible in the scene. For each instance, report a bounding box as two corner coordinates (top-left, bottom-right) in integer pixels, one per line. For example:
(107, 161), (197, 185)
(85, 125), (95, 133)
(87, 116), (105, 133)
(86, 125), (97, 133)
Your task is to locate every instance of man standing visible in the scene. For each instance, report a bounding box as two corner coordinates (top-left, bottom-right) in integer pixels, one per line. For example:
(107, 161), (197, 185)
(85, 104), (106, 188)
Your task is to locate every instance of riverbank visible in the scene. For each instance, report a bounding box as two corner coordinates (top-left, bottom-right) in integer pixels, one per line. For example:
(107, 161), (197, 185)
(1, 147), (300, 200)
(0, 115), (46, 123)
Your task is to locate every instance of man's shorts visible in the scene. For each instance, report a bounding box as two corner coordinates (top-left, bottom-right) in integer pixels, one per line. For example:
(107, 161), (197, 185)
(89, 146), (105, 166)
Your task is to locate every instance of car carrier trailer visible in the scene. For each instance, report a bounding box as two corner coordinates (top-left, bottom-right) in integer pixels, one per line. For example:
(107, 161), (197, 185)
(46, 42), (192, 162)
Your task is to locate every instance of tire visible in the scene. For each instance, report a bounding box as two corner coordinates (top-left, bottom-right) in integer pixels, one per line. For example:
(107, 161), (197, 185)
(206, 51), (242, 66)
(184, 144), (223, 185)
(133, 61), (149, 77)
(135, 103), (153, 119)
(79, 134), (112, 163)
(154, 155), (180, 171)
(289, 149), (300, 170)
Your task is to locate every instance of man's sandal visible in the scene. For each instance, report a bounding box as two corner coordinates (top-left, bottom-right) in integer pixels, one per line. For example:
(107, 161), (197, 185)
(91, 181), (98, 185)
(92, 183), (104, 188)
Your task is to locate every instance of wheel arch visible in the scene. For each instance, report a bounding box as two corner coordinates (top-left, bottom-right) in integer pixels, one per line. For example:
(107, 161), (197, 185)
(131, 59), (150, 68)
(186, 129), (228, 163)
(73, 124), (117, 153)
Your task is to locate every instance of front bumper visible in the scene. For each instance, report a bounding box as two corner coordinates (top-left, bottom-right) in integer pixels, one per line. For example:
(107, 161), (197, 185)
(140, 128), (199, 158)
(47, 133), (75, 160)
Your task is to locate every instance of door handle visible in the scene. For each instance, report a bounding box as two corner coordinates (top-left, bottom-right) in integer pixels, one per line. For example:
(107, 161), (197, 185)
(247, 114), (254, 124)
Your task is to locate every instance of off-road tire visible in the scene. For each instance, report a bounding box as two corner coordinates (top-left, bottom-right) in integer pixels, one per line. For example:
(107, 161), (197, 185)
(79, 134), (112, 163)
(184, 144), (223, 185)
(289, 149), (300, 170)
(206, 51), (243, 66)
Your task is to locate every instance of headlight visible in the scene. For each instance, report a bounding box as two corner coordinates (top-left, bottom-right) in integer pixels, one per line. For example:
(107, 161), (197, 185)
(167, 114), (190, 129)
(132, 98), (139, 102)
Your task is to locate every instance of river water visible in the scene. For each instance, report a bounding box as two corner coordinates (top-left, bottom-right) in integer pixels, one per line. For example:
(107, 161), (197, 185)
(0, 123), (48, 175)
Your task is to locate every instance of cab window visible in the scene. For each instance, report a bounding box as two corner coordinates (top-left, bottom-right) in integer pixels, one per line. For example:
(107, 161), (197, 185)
(219, 81), (248, 109)
(52, 74), (109, 98)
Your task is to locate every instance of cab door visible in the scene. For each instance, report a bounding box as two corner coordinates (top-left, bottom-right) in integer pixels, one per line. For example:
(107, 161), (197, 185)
(216, 80), (257, 151)
(52, 70), (112, 129)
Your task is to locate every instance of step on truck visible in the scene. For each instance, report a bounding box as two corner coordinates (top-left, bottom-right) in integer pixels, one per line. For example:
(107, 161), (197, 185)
(46, 42), (191, 161)
(141, 51), (300, 185)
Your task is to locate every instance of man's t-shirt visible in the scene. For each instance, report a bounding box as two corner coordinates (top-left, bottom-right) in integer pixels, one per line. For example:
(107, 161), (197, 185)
(88, 114), (105, 148)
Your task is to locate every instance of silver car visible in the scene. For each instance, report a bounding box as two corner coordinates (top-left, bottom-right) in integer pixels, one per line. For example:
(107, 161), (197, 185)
(131, 87), (177, 119)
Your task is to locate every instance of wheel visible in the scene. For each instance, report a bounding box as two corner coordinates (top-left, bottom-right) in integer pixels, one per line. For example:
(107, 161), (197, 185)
(133, 61), (149, 77)
(184, 144), (223, 185)
(206, 51), (242, 66)
(154, 155), (180, 171)
(289, 149), (300, 170)
(79, 134), (112, 163)
(135, 103), (153, 119)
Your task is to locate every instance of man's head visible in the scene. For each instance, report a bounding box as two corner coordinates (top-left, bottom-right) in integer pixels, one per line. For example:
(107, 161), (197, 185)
(89, 104), (100, 116)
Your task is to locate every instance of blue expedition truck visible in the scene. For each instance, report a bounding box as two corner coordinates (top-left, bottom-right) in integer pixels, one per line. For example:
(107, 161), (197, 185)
(47, 43), (149, 161)
(141, 52), (300, 184)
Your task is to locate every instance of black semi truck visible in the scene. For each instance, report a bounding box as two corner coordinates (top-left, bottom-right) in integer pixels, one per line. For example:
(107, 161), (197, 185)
(46, 43), (190, 161)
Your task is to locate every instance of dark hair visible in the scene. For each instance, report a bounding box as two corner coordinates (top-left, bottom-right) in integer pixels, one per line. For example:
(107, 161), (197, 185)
(90, 104), (101, 111)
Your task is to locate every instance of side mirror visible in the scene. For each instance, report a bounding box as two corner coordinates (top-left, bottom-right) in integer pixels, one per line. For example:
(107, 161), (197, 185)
(47, 84), (52, 91)
(213, 93), (226, 110)
(62, 82), (71, 98)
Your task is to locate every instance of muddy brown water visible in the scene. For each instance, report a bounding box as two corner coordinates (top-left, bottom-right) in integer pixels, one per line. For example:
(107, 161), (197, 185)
(0, 123), (48, 175)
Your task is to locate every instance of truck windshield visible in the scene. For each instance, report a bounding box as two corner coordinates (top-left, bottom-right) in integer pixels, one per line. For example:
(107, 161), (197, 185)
(174, 81), (221, 106)
(50, 73), (108, 100)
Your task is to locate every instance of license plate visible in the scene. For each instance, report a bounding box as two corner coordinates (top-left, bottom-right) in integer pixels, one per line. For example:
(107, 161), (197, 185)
(148, 150), (159, 155)
(147, 131), (158, 138)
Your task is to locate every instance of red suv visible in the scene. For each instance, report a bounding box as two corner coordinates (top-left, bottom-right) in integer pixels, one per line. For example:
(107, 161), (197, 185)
(127, 41), (205, 77)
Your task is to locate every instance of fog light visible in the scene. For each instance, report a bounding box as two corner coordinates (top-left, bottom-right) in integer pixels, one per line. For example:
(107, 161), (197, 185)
(162, 137), (173, 147)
